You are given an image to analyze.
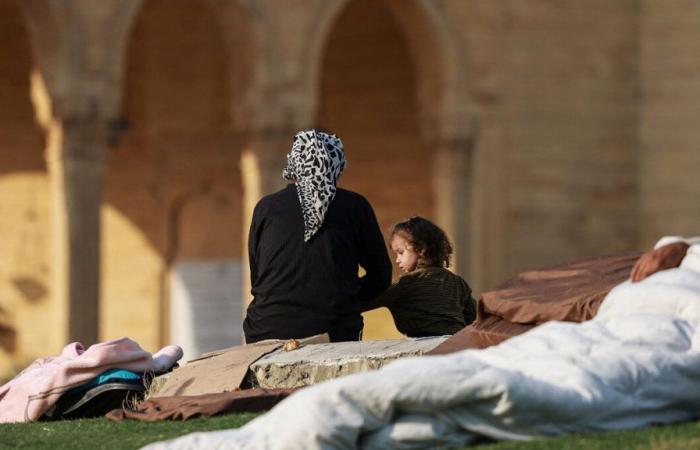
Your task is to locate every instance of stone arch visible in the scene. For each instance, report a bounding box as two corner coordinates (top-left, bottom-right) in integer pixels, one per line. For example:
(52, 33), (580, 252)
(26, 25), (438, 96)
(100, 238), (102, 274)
(302, 0), (472, 141)
(105, 0), (251, 354)
(305, 0), (500, 297)
(312, 0), (473, 339)
(0, 0), (52, 370)
(0, 1), (44, 168)
(21, 0), (143, 122)
(317, 0), (432, 226)
(19, 0), (66, 121)
(203, 0), (262, 132)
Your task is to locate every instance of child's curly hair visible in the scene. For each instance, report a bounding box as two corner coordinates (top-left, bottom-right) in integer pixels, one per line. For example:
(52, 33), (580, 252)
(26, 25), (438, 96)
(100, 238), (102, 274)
(391, 216), (453, 269)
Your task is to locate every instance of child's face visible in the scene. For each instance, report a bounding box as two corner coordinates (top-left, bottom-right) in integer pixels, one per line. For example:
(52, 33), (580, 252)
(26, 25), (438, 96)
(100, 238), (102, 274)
(391, 233), (419, 273)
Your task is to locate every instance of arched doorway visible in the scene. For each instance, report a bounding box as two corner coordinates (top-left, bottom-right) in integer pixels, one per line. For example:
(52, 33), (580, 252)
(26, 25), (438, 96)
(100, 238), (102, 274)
(106, 0), (245, 358)
(318, 0), (435, 339)
(0, 0), (51, 374)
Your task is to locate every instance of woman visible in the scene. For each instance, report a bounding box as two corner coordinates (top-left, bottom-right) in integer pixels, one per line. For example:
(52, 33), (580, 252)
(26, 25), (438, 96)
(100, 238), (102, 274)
(243, 130), (392, 343)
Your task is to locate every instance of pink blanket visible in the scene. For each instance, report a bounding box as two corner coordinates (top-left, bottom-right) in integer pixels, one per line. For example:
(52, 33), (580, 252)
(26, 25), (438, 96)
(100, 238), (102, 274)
(0, 337), (183, 423)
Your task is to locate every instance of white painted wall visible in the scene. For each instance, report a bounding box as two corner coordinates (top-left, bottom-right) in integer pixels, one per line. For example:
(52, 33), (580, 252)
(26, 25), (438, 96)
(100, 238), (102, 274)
(170, 259), (243, 362)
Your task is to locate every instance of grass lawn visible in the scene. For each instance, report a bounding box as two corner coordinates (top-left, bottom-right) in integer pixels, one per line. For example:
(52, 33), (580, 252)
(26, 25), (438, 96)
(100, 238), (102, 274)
(0, 414), (260, 449)
(2, 415), (700, 449)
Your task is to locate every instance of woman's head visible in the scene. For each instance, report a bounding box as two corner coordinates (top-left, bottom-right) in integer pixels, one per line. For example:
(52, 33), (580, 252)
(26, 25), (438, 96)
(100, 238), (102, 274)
(282, 129), (346, 242)
(282, 130), (346, 185)
(390, 216), (453, 272)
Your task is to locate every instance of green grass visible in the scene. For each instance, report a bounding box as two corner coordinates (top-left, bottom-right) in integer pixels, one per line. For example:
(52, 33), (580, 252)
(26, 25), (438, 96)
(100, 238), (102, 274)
(1, 414), (700, 449)
(479, 421), (700, 449)
(0, 413), (259, 450)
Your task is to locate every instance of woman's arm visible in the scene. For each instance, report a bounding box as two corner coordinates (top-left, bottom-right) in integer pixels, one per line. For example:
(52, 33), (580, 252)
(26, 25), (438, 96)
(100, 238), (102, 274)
(247, 205), (262, 287)
(356, 198), (392, 303)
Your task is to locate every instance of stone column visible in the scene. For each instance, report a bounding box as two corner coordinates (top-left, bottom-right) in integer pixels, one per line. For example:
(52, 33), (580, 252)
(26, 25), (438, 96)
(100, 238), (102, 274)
(22, 0), (141, 347)
(45, 113), (107, 346)
(432, 136), (475, 279)
(240, 129), (294, 313)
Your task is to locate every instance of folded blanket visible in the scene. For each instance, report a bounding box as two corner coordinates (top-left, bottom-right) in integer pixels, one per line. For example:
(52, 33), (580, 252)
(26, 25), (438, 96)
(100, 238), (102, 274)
(143, 267), (700, 449)
(0, 337), (182, 423)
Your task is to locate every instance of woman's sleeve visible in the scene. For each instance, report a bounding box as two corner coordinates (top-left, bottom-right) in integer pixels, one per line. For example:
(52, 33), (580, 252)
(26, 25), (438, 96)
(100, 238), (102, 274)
(356, 198), (392, 303)
(248, 205), (261, 287)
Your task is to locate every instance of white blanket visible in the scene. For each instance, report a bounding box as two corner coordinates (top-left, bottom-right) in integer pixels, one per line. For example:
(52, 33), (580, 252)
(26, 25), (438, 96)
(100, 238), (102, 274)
(145, 268), (700, 450)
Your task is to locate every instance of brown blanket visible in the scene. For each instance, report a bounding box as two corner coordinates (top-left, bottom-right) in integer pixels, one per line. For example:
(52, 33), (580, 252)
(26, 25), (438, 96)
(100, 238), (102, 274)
(428, 252), (641, 355)
(106, 388), (297, 422)
(480, 252), (641, 324)
(428, 316), (531, 355)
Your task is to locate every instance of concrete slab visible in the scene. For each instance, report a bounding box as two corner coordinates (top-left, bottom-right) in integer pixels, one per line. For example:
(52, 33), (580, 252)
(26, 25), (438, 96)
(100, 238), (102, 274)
(249, 337), (447, 389)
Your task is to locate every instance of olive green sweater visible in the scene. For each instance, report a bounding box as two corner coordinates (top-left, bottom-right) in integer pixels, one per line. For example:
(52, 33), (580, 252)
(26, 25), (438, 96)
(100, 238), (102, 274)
(359, 267), (476, 338)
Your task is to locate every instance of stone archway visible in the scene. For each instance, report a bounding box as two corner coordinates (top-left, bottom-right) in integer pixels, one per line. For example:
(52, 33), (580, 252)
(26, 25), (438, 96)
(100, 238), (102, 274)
(305, 0), (468, 141)
(315, 0), (457, 339)
(107, 0), (248, 357)
(300, 0), (506, 297)
(318, 0), (433, 235)
(0, 0), (53, 372)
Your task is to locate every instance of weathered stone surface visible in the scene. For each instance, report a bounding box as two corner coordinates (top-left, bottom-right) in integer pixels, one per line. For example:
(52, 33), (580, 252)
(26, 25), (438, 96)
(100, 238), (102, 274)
(249, 337), (447, 389)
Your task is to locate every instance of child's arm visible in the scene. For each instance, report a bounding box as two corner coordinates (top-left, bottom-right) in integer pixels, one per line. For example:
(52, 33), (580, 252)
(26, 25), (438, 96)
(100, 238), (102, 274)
(354, 280), (405, 313)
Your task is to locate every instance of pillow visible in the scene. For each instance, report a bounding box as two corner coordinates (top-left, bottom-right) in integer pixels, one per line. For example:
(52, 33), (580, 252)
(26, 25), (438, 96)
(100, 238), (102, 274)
(597, 268), (700, 324)
(681, 244), (700, 274)
(479, 252), (641, 325)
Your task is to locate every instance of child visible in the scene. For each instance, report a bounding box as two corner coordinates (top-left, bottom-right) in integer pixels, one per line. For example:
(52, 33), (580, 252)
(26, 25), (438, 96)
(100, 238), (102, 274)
(359, 216), (476, 337)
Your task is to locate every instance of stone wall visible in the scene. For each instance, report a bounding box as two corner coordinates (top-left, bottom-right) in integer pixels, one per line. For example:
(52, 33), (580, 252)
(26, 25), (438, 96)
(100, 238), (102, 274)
(639, 0), (700, 246)
(484, 0), (640, 279)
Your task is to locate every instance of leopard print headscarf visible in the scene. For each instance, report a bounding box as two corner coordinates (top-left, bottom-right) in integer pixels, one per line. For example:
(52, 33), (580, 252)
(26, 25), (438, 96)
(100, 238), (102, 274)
(282, 130), (346, 242)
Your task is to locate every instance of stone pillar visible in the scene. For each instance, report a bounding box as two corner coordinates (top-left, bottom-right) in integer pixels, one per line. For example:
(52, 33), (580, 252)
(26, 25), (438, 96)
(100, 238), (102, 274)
(45, 113), (107, 346)
(22, 0), (142, 347)
(240, 129), (294, 313)
(432, 136), (474, 279)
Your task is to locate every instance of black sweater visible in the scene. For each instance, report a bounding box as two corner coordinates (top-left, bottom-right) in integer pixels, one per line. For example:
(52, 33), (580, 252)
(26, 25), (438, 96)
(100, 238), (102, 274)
(357, 267), (476, 337)
(243, 184), (392, 343)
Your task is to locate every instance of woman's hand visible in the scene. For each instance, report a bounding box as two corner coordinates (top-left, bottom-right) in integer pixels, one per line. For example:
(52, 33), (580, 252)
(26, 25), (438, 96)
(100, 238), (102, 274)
(630, 242), (690, 282)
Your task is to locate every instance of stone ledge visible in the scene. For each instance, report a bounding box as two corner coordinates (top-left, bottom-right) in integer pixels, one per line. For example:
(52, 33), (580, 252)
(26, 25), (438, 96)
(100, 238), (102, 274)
(248, 337), (447, 389)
